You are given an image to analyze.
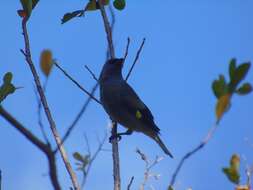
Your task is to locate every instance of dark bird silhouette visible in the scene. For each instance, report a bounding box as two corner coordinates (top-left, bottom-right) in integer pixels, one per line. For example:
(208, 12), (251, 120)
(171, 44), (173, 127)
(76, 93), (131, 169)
(99, 58), (173, 157)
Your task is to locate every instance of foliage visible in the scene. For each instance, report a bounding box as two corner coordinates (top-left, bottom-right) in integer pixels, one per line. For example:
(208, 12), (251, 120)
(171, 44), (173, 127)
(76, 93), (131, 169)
(212, 59), (252, 121)
(40, 49), (54, 77)
(0, 72), (16, 103)
(18, 0), (39, 19)
(222, 154), (251, 190)
(61, 0), (126, 24)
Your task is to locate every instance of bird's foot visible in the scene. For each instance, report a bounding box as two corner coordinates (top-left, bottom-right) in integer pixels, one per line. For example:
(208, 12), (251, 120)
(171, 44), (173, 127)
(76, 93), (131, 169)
(109, 134), (122, 143)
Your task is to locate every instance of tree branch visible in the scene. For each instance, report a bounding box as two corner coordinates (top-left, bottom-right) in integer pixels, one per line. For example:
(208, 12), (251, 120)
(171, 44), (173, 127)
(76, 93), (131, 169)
(0, 106), (61, 190)
(55, 83), (99, 153)
(81, 133), (107, 188)
(123, 37), (130, 61)
(127, 176), (134, 190)
(54, 62), (101, 105)
(84, 65), (99, 82)
(168, 123), (219, 188)
(125, 38), (145, 81)
(99, 2), (115, 59)
(21, 17), (80, 190)
(97, 2), (121, 190)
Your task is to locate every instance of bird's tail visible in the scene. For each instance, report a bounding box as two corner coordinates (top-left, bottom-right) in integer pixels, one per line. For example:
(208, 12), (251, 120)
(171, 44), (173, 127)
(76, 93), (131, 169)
(154, 136), (173, 158)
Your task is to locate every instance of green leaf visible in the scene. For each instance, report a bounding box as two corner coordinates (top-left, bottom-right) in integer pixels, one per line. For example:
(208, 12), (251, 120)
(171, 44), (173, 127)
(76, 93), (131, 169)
(20, 0), (33, 17)
(236, 83), (252, 95)
(212, 75), (228, 98)
(61, 10), (84, 24)
(85, 0), (98, 11)
(230, 62), (251, 91)
(168, 186), (174, 190)
(222, 167), (240, 184)
(113, 0), (126, 10)
(222, 154), (240, 185)
(3, 72), (13, 83)
(0, 72), (16, 103)
(73, 152), (85, 162)
(73, 152), (90, 166)
(229, 58), (237, 81)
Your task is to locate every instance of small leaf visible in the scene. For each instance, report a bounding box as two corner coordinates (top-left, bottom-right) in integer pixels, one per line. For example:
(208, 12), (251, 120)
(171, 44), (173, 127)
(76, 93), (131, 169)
(212, 75), (228, 99)
(113, 0), (126, 10)
(3, 72), (13, 83)
(229, 58), (237, 81)
(40, 49), (54, 76)
(0, 72), (16, 103)
(215, 94), (231, 121)
(73, 152), (85, 162)
(236, 83), (252, 95)
(230, 62), (251, 91)
(20, 0), (32, 18)
(230, 154), (240, 170)
(85, 0), (98, 11)
(222, 167), (240, 184)
(61, 10), (84, 24)
(168, 186), (174, 190)
(222, 154), (240, 185)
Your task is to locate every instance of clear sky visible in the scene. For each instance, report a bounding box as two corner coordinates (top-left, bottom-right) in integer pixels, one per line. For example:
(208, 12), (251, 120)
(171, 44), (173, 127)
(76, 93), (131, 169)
(0, 0), (253, 190)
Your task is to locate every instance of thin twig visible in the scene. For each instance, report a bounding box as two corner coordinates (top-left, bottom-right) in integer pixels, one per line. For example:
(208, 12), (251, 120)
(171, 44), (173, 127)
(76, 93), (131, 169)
(81, 133), (107, 188)
(123, 37), (130, 61)
(0, 106), (61, 190)
(111, 122), (121, 190)
(21, 17), (80, 190)
(55, 83), (99, 153)
(34, 80), (50, 145)
(136, 149), (163, 190)
(127, 176), (134, 190)
(106, 4), (116, 60)
(97, 2), (121, 190)
(125, 38), (146, 81)
(54, 62), (101, 105)
(169, 123), (219, 189)
(84, 65), (98, 82)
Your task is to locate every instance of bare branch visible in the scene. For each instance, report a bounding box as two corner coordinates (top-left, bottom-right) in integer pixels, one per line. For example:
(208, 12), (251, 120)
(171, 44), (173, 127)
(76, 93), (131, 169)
(81, 133), (107, 188)
(125, 38), (146, 81)
(123, 37), (131, 61)
(98, 2), (115, 59)
(34, 81), (50, 145)
(97, 2), (121, 190)
(127, 176), (134, 190)
(136, 149), (163, 190)
(0, 106), (61, 190)
(56, 83), (99, 153)
(84, 65), (98, 82)
(21, 17), (80, 190)
(54, 62), (101, 105)
(169, 123), (219, 189)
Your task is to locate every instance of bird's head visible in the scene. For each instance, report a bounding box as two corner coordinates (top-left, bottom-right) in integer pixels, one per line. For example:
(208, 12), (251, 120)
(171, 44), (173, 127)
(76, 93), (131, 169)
(99, 58), (124, 82)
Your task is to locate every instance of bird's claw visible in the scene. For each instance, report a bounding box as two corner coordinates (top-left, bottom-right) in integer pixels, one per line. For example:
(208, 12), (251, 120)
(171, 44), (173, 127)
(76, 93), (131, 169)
(109, 134), (122, 143)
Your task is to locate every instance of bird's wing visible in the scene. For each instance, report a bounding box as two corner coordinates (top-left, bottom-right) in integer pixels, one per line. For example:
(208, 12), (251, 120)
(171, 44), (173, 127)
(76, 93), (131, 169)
(120, 82), (159, 132)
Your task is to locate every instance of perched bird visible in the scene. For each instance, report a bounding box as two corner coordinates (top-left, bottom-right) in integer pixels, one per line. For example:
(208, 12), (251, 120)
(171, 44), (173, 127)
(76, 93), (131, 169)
(99, 58), (173, 157)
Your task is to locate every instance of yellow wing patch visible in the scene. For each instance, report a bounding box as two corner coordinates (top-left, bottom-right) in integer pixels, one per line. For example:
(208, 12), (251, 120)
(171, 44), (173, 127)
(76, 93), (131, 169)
(136, 110), (142, 119)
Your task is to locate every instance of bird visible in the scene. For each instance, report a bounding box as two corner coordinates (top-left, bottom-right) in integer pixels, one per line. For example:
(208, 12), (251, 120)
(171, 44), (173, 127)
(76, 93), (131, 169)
(99, 58), (173, 157)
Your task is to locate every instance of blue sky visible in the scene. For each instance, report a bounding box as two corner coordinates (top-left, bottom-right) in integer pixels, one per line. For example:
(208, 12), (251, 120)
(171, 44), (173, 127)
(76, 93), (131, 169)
(0, 0), (253, 190)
